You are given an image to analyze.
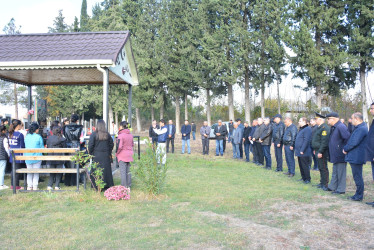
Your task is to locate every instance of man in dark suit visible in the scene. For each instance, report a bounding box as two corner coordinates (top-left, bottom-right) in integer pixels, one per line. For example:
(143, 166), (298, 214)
(214, 120), (227, 156)
(166, 120), (176, 153)
(181, 120), (191, 154)
(236, 118), (244, 159)
(149, 120), (159, 147)
(243, 121), (252, 162)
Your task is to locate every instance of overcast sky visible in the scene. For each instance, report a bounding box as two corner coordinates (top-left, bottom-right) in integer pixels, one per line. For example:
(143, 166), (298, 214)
(1, 0), (373, 110)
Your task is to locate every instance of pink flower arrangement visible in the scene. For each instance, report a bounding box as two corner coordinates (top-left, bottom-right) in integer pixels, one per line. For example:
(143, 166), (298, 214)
(104, 185), (130, 201)
(27, 109), (34, 115)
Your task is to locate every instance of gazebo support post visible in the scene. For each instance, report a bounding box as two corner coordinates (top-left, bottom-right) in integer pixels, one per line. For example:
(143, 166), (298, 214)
(128, 84), (132, 127)
(97, 65), (110, 130)
(27, 85), (32, 128)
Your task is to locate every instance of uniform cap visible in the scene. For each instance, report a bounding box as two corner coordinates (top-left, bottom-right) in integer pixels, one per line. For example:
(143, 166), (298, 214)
(315, 112), (326, 119)
(326, 112), (339, 118)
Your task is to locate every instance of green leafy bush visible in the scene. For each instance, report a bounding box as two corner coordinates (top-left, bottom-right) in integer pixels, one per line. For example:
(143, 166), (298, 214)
(134, 142), (168, 196)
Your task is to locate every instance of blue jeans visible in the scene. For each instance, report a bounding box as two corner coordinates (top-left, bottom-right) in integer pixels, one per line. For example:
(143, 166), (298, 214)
(244, 143), (250, 161)
(0, 160), (6, 186)
(181, 139), (191, 154)
(192, 131), (196, 140)
(262, 145), (272, 168)
(215, 140), (223, 155)
(274, 144), (283, 170)
(350, 163), (364, 200)
(284, 145), (295, 174)
(232, 143), (240, 158)
(372, 161), (374, 181)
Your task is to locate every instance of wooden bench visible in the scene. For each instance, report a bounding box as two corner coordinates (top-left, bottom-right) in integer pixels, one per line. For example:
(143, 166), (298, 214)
(11, 148), (86, 194)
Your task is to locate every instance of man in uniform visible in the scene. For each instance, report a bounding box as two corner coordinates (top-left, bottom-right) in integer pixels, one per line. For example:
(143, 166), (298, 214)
(311, 113), (330, 190)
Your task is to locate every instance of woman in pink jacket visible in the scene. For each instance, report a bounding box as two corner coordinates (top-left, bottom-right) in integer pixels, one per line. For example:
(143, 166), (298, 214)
(116, 121), (134, 187)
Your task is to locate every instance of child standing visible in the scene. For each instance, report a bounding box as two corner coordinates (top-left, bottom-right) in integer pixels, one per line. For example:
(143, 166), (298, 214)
(24, 123), (44, 191)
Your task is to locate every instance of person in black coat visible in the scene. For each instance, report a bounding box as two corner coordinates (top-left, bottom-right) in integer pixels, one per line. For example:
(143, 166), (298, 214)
(272, 114), (285, 172)
(149, 120), (159, 147)
(46, 126), (66, 190)
(243, 122), (252, 162)
(63, 114), (83, 186)
(88, 120), (114, 190)
(214, 120), (227, 156)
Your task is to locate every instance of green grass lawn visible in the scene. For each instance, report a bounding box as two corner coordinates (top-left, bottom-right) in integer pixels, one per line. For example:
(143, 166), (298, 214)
(0, 153), (373, 249)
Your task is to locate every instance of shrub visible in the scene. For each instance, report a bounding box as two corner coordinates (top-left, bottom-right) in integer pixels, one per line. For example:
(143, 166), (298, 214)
(134, 141), (168, 196)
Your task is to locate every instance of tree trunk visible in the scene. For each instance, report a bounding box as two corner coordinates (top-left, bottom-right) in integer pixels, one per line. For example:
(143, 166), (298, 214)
(115, 111), (119, 131)
(277, 77), (281, 114)
(175, 96), (181, 135)
(184, 93), (188, 120)
(261, 82), (265, 118)
(14, 84), (18, 119)
(360, 62), (368, 123)
(206, 88), (211, 126)
(136, 107), (142, 132)
(151, 106), (155, 121)
(316, 84), (322, 110)
(227, 83), (234, 120)
(244, 67), (251, 123)
(160, 97), (164, 120)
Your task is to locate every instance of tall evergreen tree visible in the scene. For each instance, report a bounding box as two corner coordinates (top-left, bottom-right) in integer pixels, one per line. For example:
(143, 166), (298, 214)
(80, 0), (88, 31)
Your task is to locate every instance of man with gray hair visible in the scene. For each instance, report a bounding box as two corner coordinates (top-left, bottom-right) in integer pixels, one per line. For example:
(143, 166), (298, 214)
(259, 117), (273, 169)
(200, 121), (211, 155)
(343, 112), (368, 201)
(231, 122), (242, 159)
(214, 120), (227, 156)
(252, 118), (265, 166)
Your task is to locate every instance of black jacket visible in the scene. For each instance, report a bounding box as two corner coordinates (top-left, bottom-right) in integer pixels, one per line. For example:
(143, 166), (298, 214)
(260, 124), (273, 146)
(149, 125), (159, 139)
(191, 124), (196, 132)
(272, 122), (285, 145)
(253, 123), (266, 140)
(243, 126), (252, 144)
(63, 123), (83, 148)
(0, 136), (8, 161)
(311, 123), (330, 154)
(46, 135), (66, 165)
(282, 124), (297, 146)
(214, 125), (227, 140)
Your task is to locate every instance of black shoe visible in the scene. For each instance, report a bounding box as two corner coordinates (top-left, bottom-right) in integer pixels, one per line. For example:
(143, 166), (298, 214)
(215, 154), (219, 156)
(322, 186), (329, 191)
(365, 201), (374, 206)
(349, 196), (362, 201)
(327, 188), (333, 191)
(332, 191), (345, 195)
(303, 180), (311, 184)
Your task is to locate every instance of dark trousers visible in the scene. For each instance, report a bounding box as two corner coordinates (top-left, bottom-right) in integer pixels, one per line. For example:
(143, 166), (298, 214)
(317, 154), (329, 187)
(284, 145), (295, 174)
(244, 143), (250, 161)
(239, 142), (243, 158)
(371, 161), (374, 181)
(262, 145), (272, 168)
(202, 139), (209, 155)
(252, 143), (258, 163)
(166, 137), (174, 153)
(223, 139), (226, 152)
(298, 156), (311, 181)
(64, 161), (77, 186)
(274, 144), (283, 171)
(312, 151), (318, 170)
(350, 163), (364, 200)
(48, 164), (63, 187)
(11, 162), (24, 187)
(255, 142), (264, 165)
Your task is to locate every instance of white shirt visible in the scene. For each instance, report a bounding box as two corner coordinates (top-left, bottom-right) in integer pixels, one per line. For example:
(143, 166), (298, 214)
(153, 127), (167, 135)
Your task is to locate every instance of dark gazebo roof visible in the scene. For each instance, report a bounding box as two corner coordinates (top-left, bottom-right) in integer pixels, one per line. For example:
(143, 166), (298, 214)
(0, 31), (138, 86)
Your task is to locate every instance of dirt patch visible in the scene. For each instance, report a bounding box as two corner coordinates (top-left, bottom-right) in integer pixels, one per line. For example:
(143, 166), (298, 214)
(198, 198), (374, 249)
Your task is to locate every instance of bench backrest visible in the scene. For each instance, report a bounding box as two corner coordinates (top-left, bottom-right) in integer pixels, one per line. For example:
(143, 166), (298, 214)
(11, 148), (79, 161)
